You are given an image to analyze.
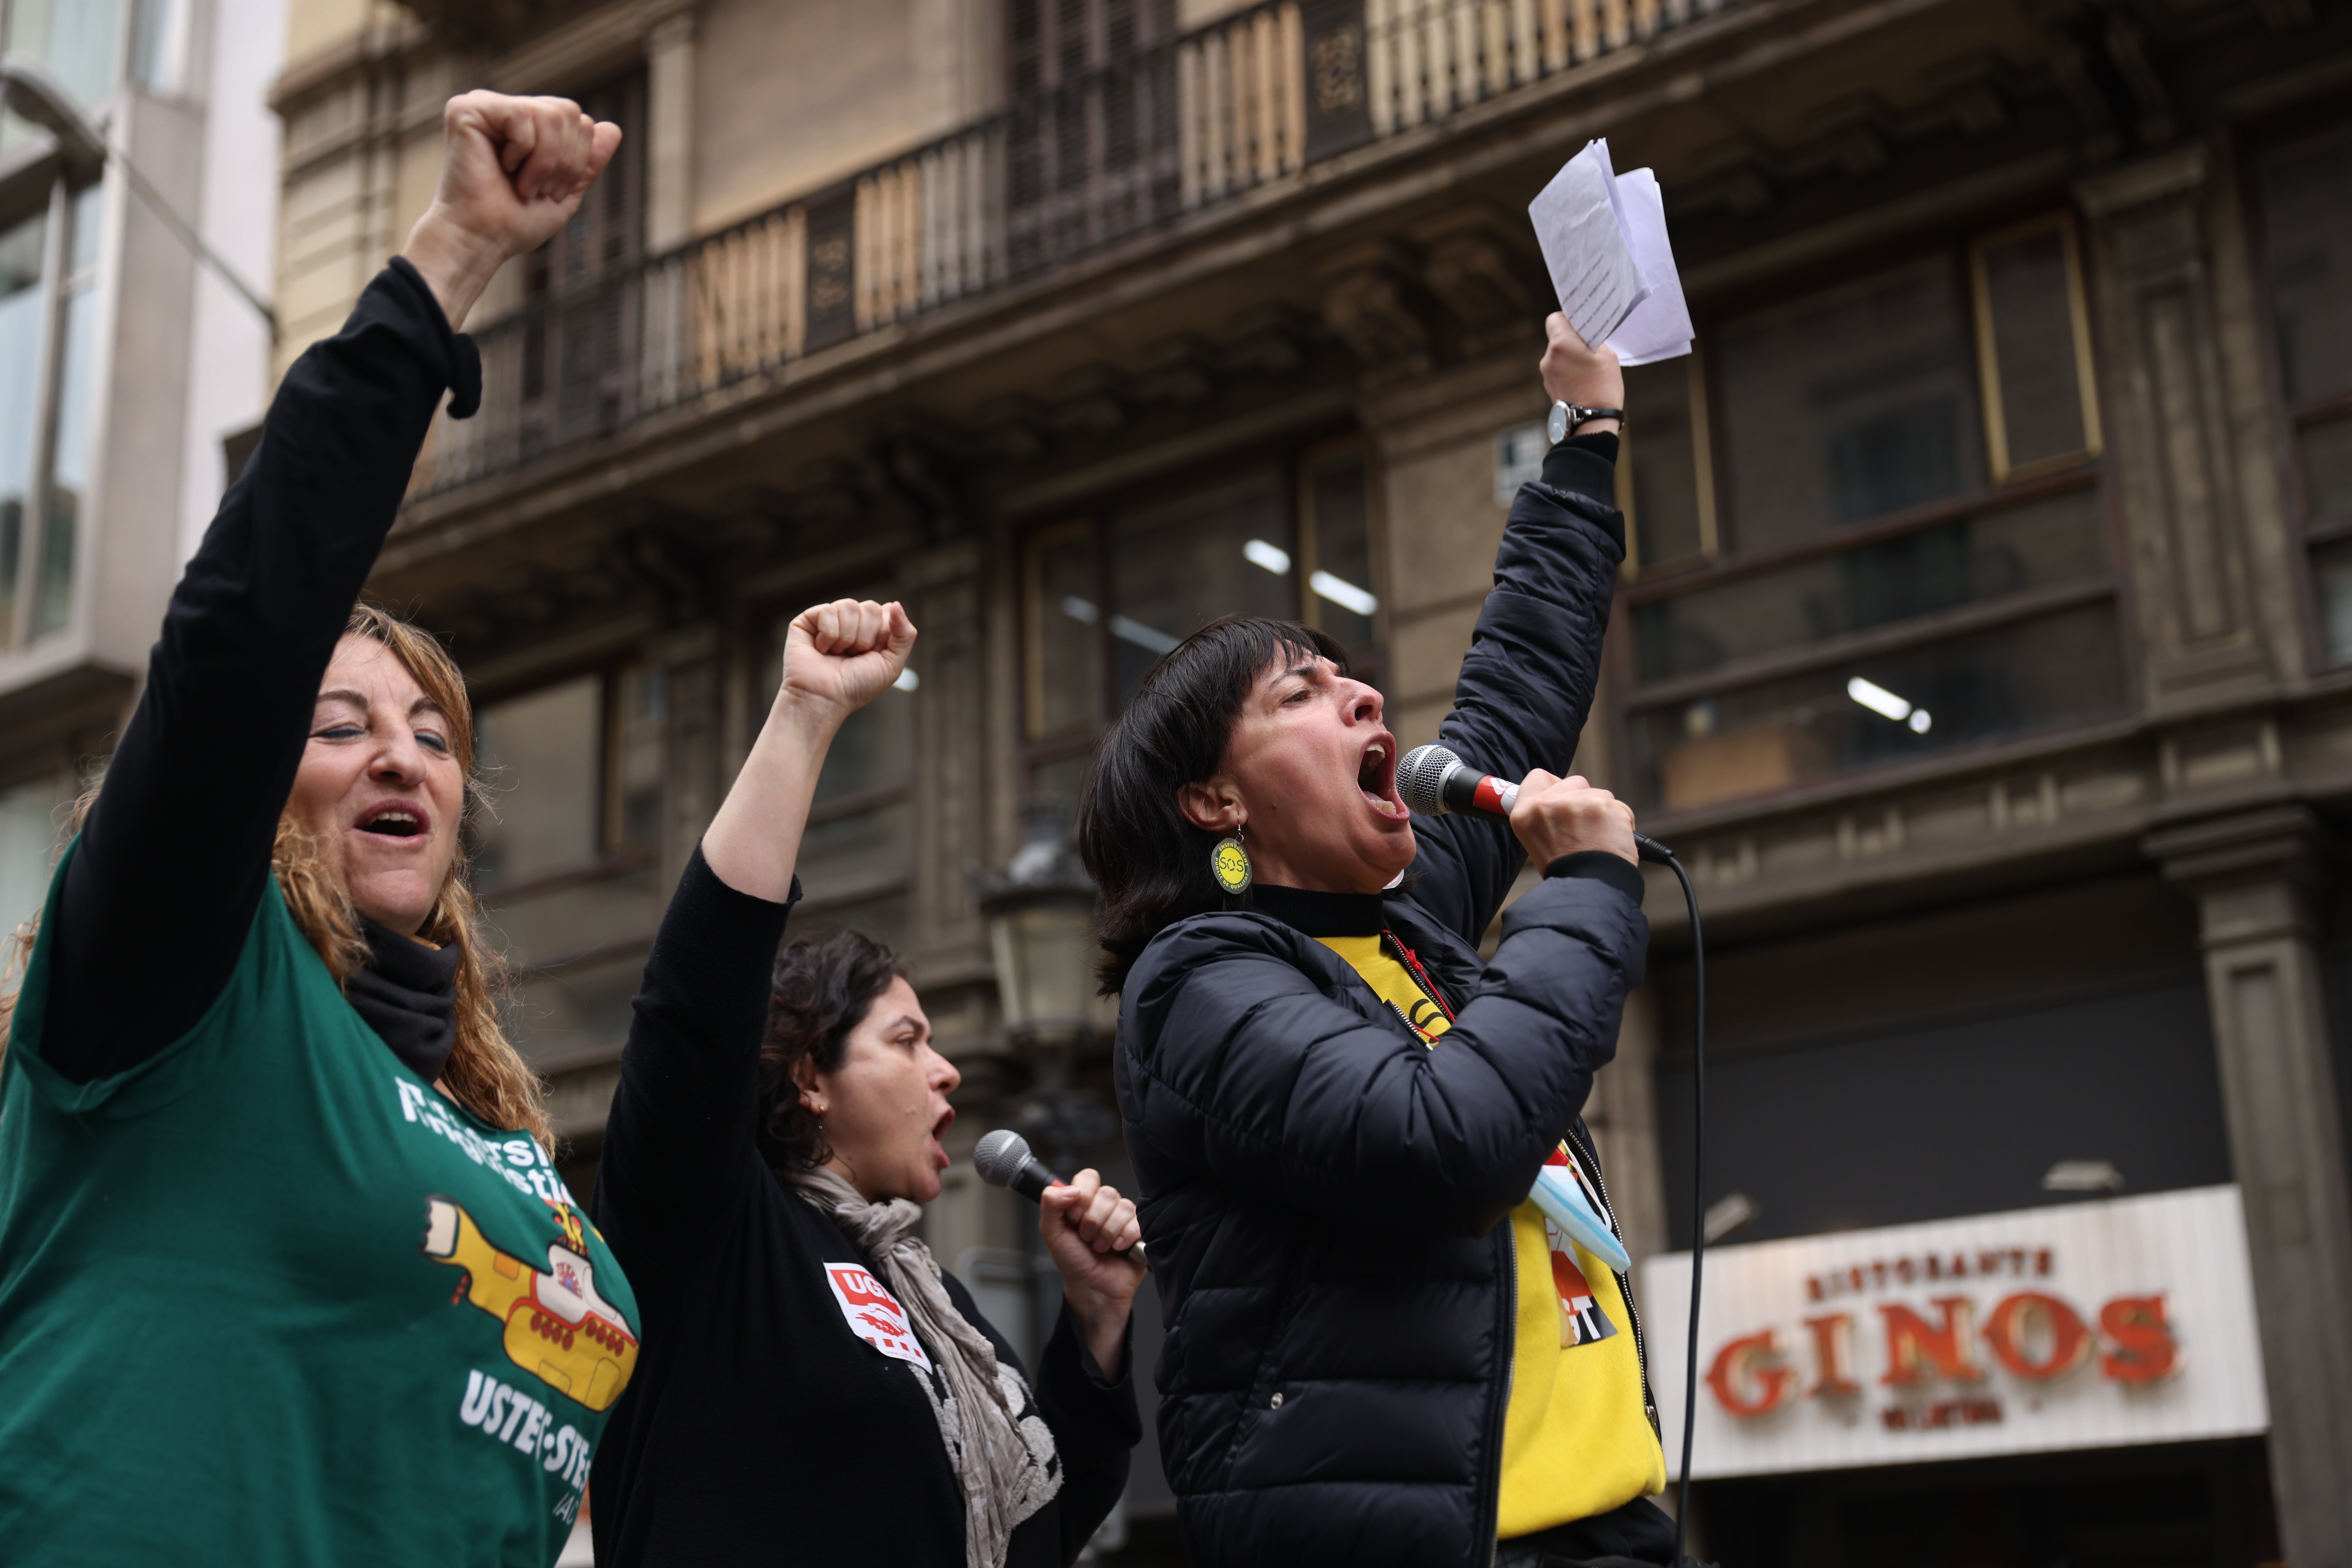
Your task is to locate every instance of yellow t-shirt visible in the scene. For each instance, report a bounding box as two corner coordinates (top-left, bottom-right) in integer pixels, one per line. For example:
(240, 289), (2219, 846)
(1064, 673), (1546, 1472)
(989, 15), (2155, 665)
(1317, 935), (1666, 1539)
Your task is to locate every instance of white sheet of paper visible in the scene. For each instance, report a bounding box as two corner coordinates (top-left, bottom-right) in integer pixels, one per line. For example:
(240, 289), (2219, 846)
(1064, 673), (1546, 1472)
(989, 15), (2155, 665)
(1528, 139), (1648, 350)
(1607, 168), (1695, 366)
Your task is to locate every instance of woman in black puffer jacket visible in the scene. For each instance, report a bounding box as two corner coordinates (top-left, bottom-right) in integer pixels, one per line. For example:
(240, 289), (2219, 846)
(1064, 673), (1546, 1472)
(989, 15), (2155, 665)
(1077, 315), (1670, 1568)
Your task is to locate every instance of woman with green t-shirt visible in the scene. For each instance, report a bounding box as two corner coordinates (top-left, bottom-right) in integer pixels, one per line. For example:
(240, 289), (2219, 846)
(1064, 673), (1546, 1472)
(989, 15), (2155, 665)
(0, 93), (626, 1566)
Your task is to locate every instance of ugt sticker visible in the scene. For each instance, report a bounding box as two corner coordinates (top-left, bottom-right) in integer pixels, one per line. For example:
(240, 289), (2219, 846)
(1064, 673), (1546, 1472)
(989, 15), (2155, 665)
(824, 1263), (931, 1368)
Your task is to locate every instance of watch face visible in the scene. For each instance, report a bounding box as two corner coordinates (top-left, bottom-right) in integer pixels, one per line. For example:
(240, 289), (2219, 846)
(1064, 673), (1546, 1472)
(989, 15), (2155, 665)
(1547, 401), (1570, 444)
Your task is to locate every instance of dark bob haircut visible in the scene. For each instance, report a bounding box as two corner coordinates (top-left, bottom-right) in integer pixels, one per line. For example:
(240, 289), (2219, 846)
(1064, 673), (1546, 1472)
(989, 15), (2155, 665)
(756, 929), (909, 1171)
(1076, 614), (1346, 994)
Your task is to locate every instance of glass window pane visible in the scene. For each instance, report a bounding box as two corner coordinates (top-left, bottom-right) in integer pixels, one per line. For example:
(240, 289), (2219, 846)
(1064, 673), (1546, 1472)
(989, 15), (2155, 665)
(797, 799), (912, 898)
(1979, 224), (2091, 473)
(485, 865), (662, 969)
(1630, 603), (2129, 812)
(610, 664), (665, 847)
(1307, 454), (1376, 657)
(1029, 750), (1093, 799)
(69, 182), (102, 277)
(475, 677), (601, 885)
(3, 0), (128, 105)
(0, 774), (62, 933)
(1717, 257), (1985, 553)
(1030, 527), (1099, 737)
(0, 209), (49, 648)
(1632, 489), (2109, 683)
(37, 284), (97, 637)
(1627, 358), (1706, 570)
(1110, 476), (1293, 707)
(505, 948), (648, 1064)
(2299, 411), (2352, 523)
(2312, 537), (2352, 665)
(2258, 130), (2352, 405)
(817, 688), (914, 802)
(787, 893), (911, 959)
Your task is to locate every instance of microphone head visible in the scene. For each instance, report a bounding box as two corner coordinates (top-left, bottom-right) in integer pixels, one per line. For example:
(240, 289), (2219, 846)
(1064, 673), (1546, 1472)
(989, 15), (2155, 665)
(1396, 744), (1463, 818)
(972, 1129), (1033, 1189)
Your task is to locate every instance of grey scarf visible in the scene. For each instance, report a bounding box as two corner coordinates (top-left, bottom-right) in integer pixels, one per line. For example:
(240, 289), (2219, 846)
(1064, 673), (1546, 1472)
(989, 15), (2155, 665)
(786, 1165), (1061, 1568)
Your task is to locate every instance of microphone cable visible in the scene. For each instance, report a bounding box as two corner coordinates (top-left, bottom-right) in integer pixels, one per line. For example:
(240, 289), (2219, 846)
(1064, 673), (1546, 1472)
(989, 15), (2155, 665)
(1635, 833), (1706, 1568)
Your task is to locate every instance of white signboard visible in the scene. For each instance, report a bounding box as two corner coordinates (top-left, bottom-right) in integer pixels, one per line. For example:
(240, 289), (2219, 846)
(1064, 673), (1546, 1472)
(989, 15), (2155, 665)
(1639, 1185), (2268, 1479)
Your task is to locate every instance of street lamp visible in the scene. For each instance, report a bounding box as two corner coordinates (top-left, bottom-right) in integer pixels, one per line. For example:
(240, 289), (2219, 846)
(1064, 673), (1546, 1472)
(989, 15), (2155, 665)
(973, 797), (1114, 1166)
(1, 54), (277, 339)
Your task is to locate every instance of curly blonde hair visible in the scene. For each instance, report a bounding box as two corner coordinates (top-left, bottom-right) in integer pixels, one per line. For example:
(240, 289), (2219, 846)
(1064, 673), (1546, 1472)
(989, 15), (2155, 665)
(1, 604), (552, 1150)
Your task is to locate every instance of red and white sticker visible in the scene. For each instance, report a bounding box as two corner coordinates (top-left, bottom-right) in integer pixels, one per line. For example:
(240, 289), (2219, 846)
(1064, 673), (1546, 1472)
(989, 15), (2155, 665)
(823, 1263), (932, 1368)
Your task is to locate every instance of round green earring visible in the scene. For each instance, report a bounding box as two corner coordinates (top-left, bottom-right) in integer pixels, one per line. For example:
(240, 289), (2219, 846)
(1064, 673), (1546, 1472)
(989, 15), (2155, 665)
(1210, 828), (1253, 895)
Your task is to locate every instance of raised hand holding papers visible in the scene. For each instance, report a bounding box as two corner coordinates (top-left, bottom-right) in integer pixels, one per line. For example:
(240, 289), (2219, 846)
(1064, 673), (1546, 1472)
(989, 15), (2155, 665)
(1528, 138), (1693, 367)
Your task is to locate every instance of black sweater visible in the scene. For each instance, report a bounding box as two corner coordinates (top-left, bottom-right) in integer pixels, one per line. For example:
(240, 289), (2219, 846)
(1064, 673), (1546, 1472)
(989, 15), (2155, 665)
(40, 260), (478, 1082)
(590, 850), (1140, 1567)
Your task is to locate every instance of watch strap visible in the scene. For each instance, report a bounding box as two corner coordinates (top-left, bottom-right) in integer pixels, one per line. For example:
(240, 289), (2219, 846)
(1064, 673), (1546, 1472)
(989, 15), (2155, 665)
(1547, 400), (1626, 443)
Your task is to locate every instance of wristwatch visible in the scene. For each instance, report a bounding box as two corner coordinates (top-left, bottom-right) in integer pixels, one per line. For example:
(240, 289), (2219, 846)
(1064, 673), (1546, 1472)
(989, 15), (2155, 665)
(1548, 400), (1626, 443)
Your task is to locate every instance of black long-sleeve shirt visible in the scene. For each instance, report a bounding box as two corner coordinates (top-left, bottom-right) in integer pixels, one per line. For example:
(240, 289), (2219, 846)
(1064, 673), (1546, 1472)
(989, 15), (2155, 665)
(590, 849), (1141, 1568)
(40, 259), (478, 1082)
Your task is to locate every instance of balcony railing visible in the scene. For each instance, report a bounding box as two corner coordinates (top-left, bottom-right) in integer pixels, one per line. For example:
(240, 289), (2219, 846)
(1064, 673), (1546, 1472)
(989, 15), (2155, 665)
(421, 0), (1740, 498)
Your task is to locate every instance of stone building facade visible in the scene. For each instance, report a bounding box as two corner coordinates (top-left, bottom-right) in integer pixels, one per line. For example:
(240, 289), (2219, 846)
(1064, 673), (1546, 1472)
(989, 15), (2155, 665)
(255, 0), (2352, 1559)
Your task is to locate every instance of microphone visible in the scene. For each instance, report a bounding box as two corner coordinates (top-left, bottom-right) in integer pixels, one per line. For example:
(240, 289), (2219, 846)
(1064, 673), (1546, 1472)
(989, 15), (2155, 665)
(1397, 743), (1675, 864)
(972, 1129), (1150, 1269)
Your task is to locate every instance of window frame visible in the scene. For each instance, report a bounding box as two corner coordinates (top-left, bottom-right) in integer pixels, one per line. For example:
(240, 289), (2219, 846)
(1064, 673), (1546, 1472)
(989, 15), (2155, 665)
(1611, 211), (2126, 821)
(1015, 433), (1385, 790)
(1967, 212), (2104, 485)
(2241, 115), (2352, 675)
(0, 160), (98, 650)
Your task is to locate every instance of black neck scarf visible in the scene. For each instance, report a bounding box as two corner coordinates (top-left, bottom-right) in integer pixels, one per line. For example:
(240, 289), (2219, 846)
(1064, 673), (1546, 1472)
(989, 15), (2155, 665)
(348, 916), (461, 1084)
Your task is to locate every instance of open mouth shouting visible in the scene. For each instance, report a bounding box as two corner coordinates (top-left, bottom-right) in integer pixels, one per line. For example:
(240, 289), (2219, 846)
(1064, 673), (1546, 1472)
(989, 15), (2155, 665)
(1358, 734), (1407, 820)
(929, 1105), (956, 1171)
(354, 801), (432, 842)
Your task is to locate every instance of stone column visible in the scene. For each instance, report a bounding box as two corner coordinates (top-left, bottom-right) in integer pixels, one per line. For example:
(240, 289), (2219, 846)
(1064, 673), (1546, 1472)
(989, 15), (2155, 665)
(643, 6), (698, 252)
(2147, 806), (2352, 1568)
(2077, 147), (2296, 709)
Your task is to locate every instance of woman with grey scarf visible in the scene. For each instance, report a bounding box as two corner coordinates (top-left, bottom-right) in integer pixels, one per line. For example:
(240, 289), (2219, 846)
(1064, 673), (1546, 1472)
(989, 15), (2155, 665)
(589, 598), (1146, 1568)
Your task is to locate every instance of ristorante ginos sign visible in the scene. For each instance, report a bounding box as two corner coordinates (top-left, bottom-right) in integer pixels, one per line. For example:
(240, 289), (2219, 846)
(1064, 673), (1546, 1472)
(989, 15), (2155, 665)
(1638, 1185), (2269, 1477)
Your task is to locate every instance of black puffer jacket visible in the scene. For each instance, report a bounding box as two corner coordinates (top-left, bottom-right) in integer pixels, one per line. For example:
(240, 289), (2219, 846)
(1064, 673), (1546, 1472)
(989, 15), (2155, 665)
(1116, 437), (1649, 1568)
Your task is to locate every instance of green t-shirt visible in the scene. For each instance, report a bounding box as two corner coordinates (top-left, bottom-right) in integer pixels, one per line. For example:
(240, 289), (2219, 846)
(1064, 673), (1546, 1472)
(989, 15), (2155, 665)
(0, 846), (641, 1564)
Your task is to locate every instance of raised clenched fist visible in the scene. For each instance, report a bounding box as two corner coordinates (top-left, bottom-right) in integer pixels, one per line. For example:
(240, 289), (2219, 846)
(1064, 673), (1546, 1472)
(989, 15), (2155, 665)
(399, 92), (623, 330)
(778, 599), (918, 723)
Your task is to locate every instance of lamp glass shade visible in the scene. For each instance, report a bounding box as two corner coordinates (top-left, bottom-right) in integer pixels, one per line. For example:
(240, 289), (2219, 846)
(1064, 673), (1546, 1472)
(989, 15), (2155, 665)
(987, 896), (1096, 1041)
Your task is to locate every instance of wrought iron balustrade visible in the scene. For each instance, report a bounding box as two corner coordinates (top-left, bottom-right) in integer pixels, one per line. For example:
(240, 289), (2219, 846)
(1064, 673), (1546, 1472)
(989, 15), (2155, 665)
(420, 0), (1738, 498)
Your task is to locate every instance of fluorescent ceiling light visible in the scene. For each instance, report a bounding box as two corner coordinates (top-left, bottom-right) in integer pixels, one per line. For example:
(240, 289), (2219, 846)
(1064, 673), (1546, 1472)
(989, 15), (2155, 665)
(1110, 614), (1180, 654)
(1063, 594), (1179, 654)
(1310, 570), (1378, 617)
(1244, 539), (1291, 575)
(1847, 675), (1912, 722)
(2042, 1159), (2124, 1193)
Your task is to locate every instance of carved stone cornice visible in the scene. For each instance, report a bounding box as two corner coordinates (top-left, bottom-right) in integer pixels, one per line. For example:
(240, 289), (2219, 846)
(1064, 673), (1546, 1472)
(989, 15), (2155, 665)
(1317, 239), (1434, 382)
(1411, 207), (1543, 356)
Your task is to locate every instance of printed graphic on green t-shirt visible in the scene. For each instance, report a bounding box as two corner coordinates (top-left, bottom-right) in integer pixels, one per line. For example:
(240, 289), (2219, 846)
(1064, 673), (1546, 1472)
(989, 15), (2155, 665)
(0, 846), (640, 1566)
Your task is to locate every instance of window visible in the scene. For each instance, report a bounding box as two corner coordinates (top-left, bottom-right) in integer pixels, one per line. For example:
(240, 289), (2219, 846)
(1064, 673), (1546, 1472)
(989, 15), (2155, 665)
(520, 68), (646, 455)
(1619, 219), (2121, 814)
(0, 0), (127, 152)
(0, 179), (100, 648)
(759, 606), (918, 954)
(0, 771), (61, 933)
(473, 666), (668, 1064)
(2254, 128), (2352, 663)
(1006, 0), (1181, 275)
(1022, 442), (1381, 786)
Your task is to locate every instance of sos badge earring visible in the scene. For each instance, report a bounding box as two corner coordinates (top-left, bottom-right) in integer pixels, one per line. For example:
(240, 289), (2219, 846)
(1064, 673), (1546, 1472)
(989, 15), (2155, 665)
(1210, 826), (1253, 895)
